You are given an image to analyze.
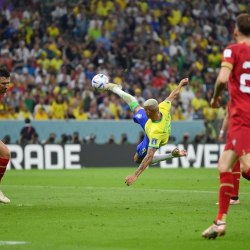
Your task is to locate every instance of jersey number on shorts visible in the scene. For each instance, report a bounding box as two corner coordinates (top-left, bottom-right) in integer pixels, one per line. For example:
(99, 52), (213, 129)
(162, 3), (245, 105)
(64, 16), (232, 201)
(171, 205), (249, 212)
(240, 61), (250, 93)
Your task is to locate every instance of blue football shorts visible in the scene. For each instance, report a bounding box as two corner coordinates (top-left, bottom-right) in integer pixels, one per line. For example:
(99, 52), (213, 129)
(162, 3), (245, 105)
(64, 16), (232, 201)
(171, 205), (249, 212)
(133, 109), (149, 158)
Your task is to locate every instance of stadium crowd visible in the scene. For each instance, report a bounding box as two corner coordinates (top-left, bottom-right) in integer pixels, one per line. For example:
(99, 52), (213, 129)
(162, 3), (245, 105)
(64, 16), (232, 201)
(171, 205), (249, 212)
(0, 0), (248, 125)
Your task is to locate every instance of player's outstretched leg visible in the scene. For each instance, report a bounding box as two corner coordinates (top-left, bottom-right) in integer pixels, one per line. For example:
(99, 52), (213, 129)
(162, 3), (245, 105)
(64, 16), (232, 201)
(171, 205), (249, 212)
(202, 165), (234, 238)
(151, 148), (187, 165)
(216, 161), (241, 205)
(103, 82), (139, 112)
(0, 190), (10, 204)
(104, 82), (122, 91)
(171, 148), (187, 157)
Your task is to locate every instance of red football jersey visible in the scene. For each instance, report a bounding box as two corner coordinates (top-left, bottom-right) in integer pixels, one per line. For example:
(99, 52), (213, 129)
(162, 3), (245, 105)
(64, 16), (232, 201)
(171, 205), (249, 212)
(221, 42), (250, 130)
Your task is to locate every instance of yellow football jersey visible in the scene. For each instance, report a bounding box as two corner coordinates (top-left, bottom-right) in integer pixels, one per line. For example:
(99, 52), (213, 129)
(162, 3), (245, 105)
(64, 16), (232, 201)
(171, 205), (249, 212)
(145, 101), (172, 149)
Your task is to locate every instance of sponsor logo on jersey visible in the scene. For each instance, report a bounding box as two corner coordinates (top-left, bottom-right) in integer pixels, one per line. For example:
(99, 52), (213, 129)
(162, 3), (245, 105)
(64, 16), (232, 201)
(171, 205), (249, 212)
(151, 138), (157, 145)
(232, 139), (236, 146)
(224, 49), (232, 58)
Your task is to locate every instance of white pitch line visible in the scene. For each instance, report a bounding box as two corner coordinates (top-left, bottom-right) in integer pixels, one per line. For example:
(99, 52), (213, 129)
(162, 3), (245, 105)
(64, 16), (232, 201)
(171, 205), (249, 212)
(4, 184), (250, 195)
(85, 186), (250, 196)
(0, 241), (29, 246)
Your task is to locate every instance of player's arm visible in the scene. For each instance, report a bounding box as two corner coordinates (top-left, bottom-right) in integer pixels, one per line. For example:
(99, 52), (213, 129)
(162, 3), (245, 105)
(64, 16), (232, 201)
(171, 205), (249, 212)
(125, 147), (157, 186)
(218, 108), (229, 142)
(165, 78), (189, 102)
(211, 66), (232, 108)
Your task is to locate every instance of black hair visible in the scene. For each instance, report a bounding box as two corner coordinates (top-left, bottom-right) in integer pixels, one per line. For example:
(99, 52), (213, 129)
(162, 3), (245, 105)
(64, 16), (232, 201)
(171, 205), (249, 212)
(25, 118), (31, 124)
(236, 13), (250, 36)
(0, 68), (10, 78)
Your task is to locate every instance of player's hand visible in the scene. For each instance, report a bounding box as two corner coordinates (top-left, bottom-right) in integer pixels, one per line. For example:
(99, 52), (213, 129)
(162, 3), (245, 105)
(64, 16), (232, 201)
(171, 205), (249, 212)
(218, 130), (224, 142)
(179, 78), (189, 87)
(125, 174), (138, 186)
(218, 134), (224, 142)
(210, 97), (220, 108)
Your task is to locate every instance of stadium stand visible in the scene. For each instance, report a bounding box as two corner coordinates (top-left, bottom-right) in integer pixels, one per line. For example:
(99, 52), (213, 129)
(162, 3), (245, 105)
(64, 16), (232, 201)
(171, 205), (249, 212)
(0, 0), (248, 141)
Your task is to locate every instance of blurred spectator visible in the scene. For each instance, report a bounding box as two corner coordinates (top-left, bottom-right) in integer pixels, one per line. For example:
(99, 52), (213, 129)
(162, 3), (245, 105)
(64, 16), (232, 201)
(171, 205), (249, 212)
(74, 106), (88, 120)
(87, 100), (99, 119)
(191, 91), (209, 119)
(0, 0), (245, 123)
(179, 133), (190, 149)
(50, 95), (68, 119)
(171, 100), (186, 121)
(203, 120), (217, 143)
(98, 96), (113, 119)
(2, 135), (11, 144)
(107, 134), (116, 144)
(72, 131), (82, 144)
(17, 102), (33, 120)
(183, 105), (195, 121)
(30, 133), (40, 144)
(203, 106), (218, 122)
(59, 133), (69, 145)
(193, 133), (205, 145)
(67, 134), (73, 143)
(109, 95), (123, 120)
(180, 85), (195, 112)
(19, 118), (37, 145)
(83, 134), (96, 144)
(34, 105), (49, 120)
(15, 41), (29, 65)
(44, 133), (56, 144)
(120, 133), (129, 144)
(134, 88), (145, 104)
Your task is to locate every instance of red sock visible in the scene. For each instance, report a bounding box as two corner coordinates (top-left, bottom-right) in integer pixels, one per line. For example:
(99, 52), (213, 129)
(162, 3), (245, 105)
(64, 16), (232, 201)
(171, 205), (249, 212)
(242, 167), (250, 181)
(232, 161), (241, 198)
(216, 172), (234, 222)
(0, 157), (9, 182)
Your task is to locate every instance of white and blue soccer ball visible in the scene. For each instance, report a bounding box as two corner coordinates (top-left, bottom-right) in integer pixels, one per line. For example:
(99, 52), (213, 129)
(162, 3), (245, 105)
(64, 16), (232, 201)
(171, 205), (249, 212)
(91, 73), (109, 91)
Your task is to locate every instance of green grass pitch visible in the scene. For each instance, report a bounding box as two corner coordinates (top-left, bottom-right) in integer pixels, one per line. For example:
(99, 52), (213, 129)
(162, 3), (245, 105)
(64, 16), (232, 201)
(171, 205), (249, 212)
(1, 168), (250, 250)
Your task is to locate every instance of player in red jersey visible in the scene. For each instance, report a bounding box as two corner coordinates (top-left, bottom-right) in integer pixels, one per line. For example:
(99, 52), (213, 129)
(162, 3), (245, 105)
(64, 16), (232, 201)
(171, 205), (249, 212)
(0, 68), (11, 204)
(202, 13), (250, 239)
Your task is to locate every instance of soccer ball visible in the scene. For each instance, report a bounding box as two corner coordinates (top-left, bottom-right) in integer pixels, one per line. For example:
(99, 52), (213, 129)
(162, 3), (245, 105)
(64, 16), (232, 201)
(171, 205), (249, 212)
(91, 74), (109, 91)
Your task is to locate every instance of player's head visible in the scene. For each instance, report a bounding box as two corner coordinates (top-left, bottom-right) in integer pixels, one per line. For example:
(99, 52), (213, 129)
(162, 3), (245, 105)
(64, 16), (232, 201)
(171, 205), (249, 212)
(0, 68), (10, 95)
(144, 99), (159, 119)
(234, 13), (250, 40)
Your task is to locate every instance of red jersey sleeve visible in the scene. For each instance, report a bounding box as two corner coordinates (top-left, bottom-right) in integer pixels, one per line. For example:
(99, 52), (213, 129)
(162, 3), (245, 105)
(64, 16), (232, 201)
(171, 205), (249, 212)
(221, 45), (236, 70)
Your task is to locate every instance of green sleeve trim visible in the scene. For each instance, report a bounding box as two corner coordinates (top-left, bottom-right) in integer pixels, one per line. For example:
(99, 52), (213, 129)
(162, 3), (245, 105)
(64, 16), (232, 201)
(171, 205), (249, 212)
(148, 145), (160, 149)
(129, 101), (140, 112)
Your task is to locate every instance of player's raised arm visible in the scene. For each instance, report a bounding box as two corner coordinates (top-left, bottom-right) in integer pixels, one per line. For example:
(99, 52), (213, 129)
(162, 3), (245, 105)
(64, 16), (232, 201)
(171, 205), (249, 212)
(125, 147), (157, 186)
(218, 107), (229, 142)
(210, 67), (231, 108)
(165, 78), (189, 102)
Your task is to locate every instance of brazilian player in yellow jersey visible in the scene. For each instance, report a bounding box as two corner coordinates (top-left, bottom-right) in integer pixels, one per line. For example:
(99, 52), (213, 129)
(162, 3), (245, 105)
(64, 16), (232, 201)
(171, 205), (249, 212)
(144, 100), (172, 149)
(103, 78), (189, 186)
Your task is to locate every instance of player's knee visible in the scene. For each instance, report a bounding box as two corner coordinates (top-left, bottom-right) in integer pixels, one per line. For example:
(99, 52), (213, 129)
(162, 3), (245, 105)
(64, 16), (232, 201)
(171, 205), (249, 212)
(0, 142), (10, 159)
(135, 158), (142, 164)
(133, 154), (142, 164)
(217, 165), (228, 173)
(217, 160), (234, 173)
